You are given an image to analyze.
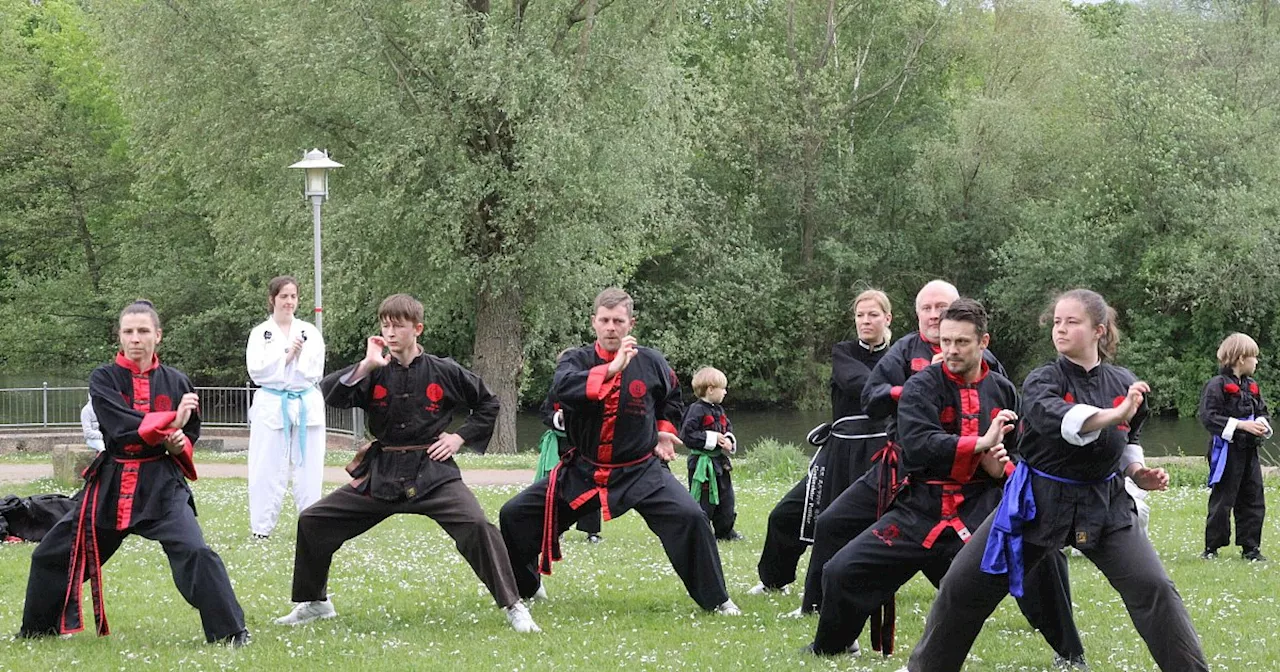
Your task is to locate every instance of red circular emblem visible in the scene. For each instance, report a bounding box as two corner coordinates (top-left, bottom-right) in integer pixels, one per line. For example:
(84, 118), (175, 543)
(629, 380), (648, 398)
(910, 358), (929, 372)
(1224, 383), (1240, 395)
(990, 407), (1003, 420)
(153, 395), (172, 412)
(703, 414), (715, 427)
(372, 384), (389, 400)
(939, 407), (957, 425)
(1113, 395), (1126, 407)
(426, 383), (445, 402)
(1063, 391), (1075, 403)
(1250, 382), (1260, 395)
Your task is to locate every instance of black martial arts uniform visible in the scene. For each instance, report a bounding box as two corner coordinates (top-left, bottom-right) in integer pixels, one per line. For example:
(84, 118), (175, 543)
(907, 357), (1208, 672)
(680, 399), (737, 539)
(756, 339), (889, 592)
(499, 342), (729, 610)
(538, 396), (601, 536)
(289, 351), (520, 608)
(1198, 369), (1269, 556)
(20, 353), (246, 643)
(813, 361), (1018, 653)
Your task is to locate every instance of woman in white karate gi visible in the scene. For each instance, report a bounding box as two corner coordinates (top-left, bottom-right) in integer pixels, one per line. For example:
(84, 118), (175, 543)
(246, 276), (326, 538)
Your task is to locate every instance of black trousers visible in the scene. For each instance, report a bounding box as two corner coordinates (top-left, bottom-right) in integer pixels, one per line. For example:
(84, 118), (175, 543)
(573, 508), (602, 535)
(812, 507), (1083, 661)
(757, 477), (811, 589)
(22, 488), (245, 643)
(688, 467), (737, 538)
(499, 467), (729, 610)
(1206, 443), (1266, 552)
(291, 479), (519, 607)
(799, 469), (880, 611)
(907, 511), (1208, 672)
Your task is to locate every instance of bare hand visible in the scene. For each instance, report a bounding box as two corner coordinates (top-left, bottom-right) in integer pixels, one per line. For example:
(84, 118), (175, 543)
(1238, 420), (1268, 437)
(426, 432), (464, 461)
(654, 430), (680, 461)
(1117, 381), (1150, 424)
(716, 435), (733, 452)
(164, 430), (186, 455)
(606, 336), (638, 378)
(286, 334), (305, 364)
(170, 392), (200, 429)
(976, 409), (1017, 453)
(1130, 466), (1169, 491)
(931, 352), (945, 365)
(362, 336), (391, 370)
(979, 444), (1010, 478)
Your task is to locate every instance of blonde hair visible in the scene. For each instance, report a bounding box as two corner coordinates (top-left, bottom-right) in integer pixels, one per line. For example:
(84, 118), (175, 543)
(1049, 289), (1121, 361)
(852, 289), (893, 344)
(1217, 333), (1259, 367)
(691, 367), (728, 399)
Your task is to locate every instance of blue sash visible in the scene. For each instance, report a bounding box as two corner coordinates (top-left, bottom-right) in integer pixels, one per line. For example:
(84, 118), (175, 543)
(260, 386), (313, 466)
(981, 462), (1116, 597)
(1208, 415), (1253, 488)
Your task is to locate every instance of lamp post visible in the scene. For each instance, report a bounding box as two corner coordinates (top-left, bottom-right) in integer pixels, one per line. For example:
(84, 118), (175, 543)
(288, 149), (343, 332)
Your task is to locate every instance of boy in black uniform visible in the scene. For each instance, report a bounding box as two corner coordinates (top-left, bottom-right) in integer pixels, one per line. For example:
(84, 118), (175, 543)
(1199, 332), (1271, 561)
(275, 294), (538, 633)
(680, 366), (740, 541)
(19, 300), (248, 645)
(499, 288), (739, 614)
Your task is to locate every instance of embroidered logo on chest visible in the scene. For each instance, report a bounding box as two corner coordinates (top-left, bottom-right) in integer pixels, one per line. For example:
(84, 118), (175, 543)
(153, 395), (172, 412)
(910, 358), (929, 372)
(629, 380), (648, 398)
(425, 383), (445, 413)
(702, 414), (715, 427)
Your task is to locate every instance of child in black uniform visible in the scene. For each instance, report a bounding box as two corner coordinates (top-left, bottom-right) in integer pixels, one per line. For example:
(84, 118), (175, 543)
(681, 366), (740, 541)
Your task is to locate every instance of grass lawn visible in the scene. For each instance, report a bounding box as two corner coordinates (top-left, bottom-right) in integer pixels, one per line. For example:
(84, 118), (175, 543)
(1, 463), (1277, 671)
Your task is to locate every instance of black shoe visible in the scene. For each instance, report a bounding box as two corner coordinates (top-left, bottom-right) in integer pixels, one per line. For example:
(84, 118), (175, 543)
(585, 533), (602, 544)
(218, 629), (252, 648)
(1054, 654), (1089, 670)
(13, 628), (57, 640)
(802, 641), (859, 656)
(1200, 548), (1218, 559)
(1243, 548), (1268, 562)
(252, 533), (269, 541)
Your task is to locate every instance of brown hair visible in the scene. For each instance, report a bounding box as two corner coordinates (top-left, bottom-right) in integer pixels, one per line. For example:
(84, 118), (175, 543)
(593, 287), (633, 317)
(1217, 333), (1259, 367)
(691, 367), (728, 398)
(1050, 289), (1121, 361)
(555, 347), (575, 364)
(378, 293), (424, 325)
(940, 297), (988, 337)
(120, 299), (161, 330)
(851, 288), (893, 344)
(267, 275), (299, 312)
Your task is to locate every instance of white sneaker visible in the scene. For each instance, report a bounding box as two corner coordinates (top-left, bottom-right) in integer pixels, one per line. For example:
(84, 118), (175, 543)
(274, 599), (337, 626)
(715, 599), (742, 616)
(746, 582), (770, 595)
(506, 602), (541, 633)
(531, 585), (549, 602)
(780, 606), (808, 618)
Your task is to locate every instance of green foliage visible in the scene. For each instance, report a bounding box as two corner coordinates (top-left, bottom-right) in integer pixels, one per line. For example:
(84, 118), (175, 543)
(729, 438), (810, 482)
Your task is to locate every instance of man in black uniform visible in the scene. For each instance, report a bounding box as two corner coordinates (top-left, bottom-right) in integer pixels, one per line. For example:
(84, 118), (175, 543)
(499, 288), (739, 614)
(274, 294), (539, 633)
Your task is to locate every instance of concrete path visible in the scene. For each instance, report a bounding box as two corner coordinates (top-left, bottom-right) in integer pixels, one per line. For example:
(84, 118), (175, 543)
(0, 462), (534, 486)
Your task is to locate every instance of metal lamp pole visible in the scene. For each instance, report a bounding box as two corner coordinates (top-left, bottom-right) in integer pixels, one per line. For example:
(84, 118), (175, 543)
(288, 149), (343, 331)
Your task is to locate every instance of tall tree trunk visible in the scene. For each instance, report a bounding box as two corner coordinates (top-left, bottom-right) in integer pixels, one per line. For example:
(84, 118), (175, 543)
(471, 283), (524, 454)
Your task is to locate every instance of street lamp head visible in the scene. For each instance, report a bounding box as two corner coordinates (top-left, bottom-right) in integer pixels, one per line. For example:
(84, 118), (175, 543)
(288, 148), (343, 199)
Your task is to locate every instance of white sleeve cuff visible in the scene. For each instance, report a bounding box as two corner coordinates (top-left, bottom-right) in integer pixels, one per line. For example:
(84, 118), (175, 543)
(340, 369), (367, 386)
(1061, 404), (1103, 446)
(724, 432), (738, 454)
(1222, 417), (1238, 441)
(1121, 443), (1145, 472)
(552, 410), (565, 431)
(1260, 417), (1273, 439)
(704, 431), (721, 450)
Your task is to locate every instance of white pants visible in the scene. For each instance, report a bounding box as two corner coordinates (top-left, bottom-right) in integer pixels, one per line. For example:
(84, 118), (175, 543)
(248, 421), (326, 536)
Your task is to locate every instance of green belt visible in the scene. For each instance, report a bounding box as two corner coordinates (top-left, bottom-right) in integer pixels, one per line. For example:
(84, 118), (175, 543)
(535, 430), (564, 482)
(689, 447), (720, 505)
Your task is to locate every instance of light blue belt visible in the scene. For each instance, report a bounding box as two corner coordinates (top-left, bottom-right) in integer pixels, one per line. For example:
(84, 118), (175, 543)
(260, 386), (314, 466)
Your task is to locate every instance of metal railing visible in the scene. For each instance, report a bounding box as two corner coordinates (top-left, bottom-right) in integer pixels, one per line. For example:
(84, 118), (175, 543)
(0, 383), (364, 447)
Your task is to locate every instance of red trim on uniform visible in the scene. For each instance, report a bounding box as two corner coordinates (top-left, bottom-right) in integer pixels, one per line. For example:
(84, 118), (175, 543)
(585, 365), (611, 401)
(597, 377), (621, 463)
(890, 386), (903, 402)
(594, 341), (617, 362)
(921, 483), (970, 549)
(1003, 461), (1016, 478)
(947, 385), (985, 481)
(138, 411), (178, 445)
(656, 420), (677, 436)
(942, 359), (989, 385)
(116, 463), (141, 531)
(114, 352), (160, 374)
(169, 432), (198, 480)
(950, 436), (982, 482)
